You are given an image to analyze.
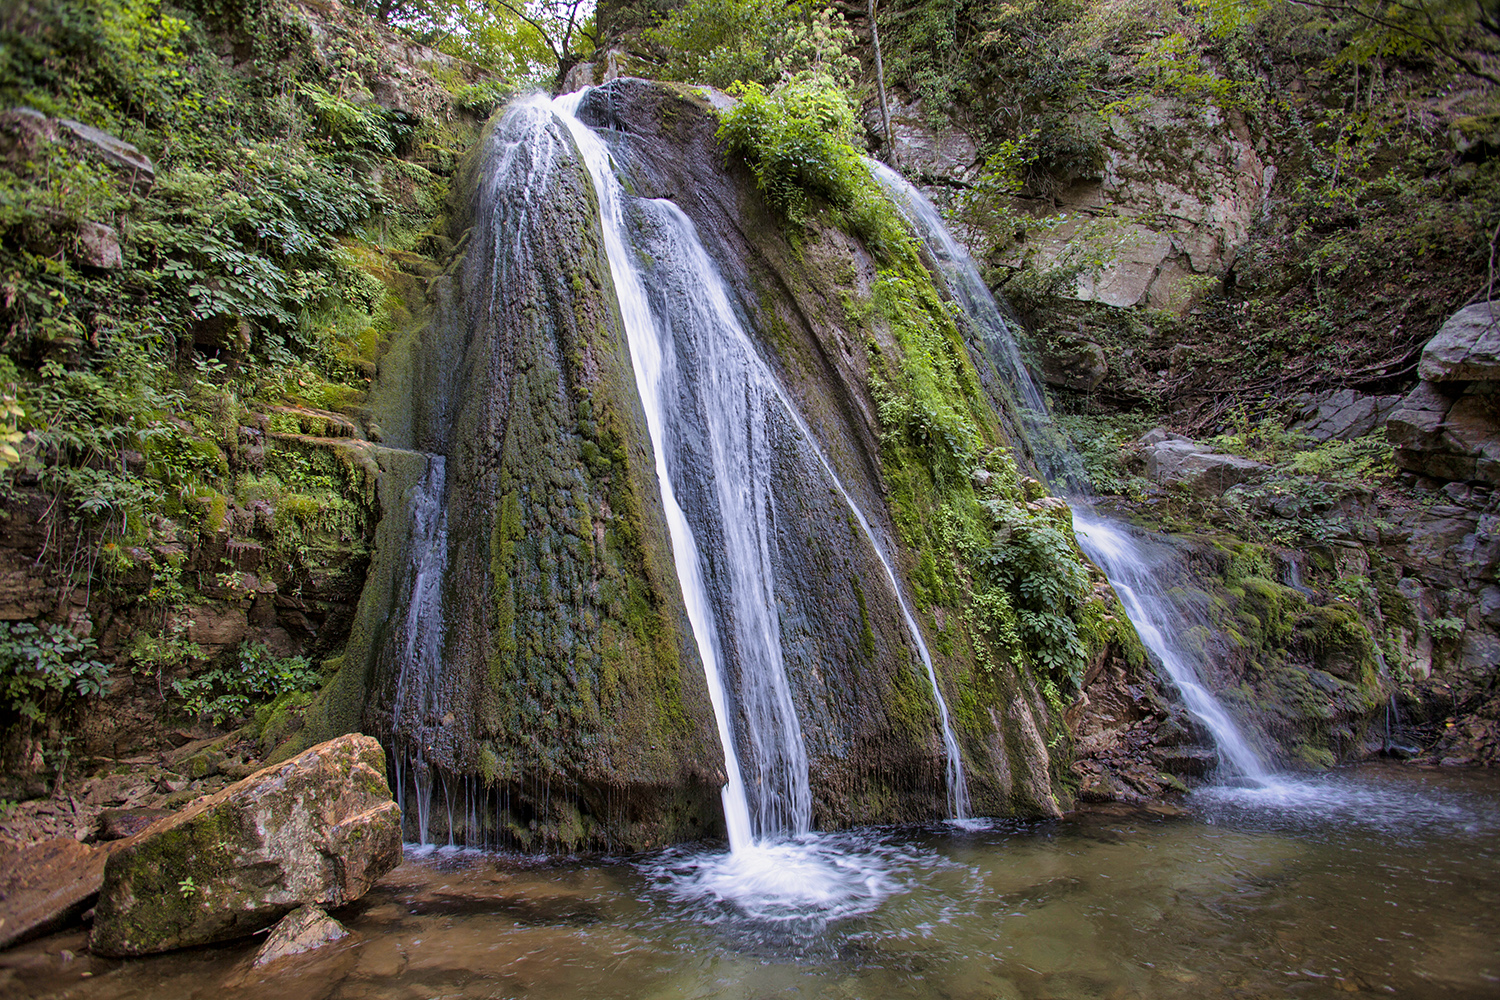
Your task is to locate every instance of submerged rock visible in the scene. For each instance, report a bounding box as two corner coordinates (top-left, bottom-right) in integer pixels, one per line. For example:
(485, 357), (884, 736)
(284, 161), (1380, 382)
(89, 734), (400, 957)
(251, 905), (348, 967)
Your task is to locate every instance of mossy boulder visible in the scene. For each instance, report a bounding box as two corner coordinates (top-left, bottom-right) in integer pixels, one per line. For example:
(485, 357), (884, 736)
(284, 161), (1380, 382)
(89, 734), (400, 957)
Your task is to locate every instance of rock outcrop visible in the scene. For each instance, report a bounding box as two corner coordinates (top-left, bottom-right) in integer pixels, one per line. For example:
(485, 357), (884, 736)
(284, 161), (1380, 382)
(89, 734), (400, 957)
(1290, 389), (1403, 443)
(0, 838), (116, 950)
(1389, 304), (1500, 485)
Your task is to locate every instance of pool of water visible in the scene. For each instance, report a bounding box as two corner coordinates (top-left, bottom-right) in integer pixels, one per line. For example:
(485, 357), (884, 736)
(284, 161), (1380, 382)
(6, 763), (1498, 999)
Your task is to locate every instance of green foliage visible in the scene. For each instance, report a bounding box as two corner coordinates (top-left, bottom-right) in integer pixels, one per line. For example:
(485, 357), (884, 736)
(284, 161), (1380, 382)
(173, 640), (320, 726)
(885, 0), (1106, 193)
(0, 0), (449, 639)
(1427, 616), (1465, 644)
(1056, 412), (1155, 498)
(0, 621), (110, 723)
(979, 507), (1092, 685)
(646, 0), (858, 89)
(716, 78), (864, 224)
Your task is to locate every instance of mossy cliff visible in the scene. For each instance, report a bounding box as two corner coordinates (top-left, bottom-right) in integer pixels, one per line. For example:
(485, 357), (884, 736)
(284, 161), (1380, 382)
(569, 79), (1126, 822)
(294, 100), (725, 851)
(0, 0), (490, 791)
(291, 77), (1129, 842)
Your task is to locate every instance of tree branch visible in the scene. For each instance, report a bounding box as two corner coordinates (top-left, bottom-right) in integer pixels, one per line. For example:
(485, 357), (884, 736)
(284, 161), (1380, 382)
(1285, 0), (1500, 87)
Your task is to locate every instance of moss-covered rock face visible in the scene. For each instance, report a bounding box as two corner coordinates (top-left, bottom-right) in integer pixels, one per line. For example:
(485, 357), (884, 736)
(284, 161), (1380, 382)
(297, 99), (725, 851)
(1074, 508), (1392, 769)
(572, 79), (1107, 822)
(303, 78), (1129, 844)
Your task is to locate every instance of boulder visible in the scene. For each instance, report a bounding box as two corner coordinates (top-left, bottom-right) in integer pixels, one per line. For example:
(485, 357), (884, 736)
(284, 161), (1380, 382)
(1145, 438), (1267, 494)
(1419, 303), (1500, 382)
(1388, 381), (1499, 485)
(1039, 335), (1109, 392)
(75, 221), (122, 269)
(89, 734), (401, 957)
(1290, 388), (1403, 443)
(251, 905), (348, 967)
(0, 108), (58, 167)
(57, 118), (155, 191)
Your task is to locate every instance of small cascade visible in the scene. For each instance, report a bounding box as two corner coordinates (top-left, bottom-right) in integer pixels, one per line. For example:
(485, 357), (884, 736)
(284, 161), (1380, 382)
(554, 91), (971, 831)
(1071, 513), (1271, 780)
(875, 165), (1275, 783)
(388, 456), (453, 842)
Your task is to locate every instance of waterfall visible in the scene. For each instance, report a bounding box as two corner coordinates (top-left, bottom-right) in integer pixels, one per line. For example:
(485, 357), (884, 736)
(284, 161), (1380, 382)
(874, 165), (1273, 782)
(553, 91), (971, 836)
(389, 455), (451, 842)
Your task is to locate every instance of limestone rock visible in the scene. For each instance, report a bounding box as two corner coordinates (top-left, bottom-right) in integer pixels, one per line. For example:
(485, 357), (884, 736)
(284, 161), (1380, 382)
(89, 733), (401, 957)
(57, 118), (155, 191)
(1075, 225), (1173, 308)
(1419, 303), (1500, 382)
(864, 93), (981, 185)
(1145, 438), (1267, 494)
(251, 905), (348, 967)
(561, 62), (595, 93)
(1290, 388), (1403, 443)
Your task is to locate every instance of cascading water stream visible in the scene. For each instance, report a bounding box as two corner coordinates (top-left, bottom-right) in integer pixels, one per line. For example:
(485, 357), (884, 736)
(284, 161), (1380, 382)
(553, 92), (969, 831)
(389, 455), (451, 843)
(873, 164), (1274, 784)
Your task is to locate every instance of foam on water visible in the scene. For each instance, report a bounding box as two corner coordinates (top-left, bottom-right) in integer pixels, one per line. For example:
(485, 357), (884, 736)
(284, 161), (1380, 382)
(1193, 768), (1500, 836)
(644, 831), (950, 928)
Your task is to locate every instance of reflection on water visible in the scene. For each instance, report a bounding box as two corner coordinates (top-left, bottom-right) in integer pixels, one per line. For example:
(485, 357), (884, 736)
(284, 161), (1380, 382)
(6, 764), (1498, 1000)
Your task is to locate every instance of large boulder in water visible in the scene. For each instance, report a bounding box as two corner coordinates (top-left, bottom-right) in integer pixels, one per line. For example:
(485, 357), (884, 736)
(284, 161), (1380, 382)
(89, 734), (400, 957)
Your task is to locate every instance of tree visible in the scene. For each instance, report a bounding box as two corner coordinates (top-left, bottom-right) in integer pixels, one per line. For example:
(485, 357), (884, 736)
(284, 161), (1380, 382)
(870, 0), (897, 168)
(1281, 0), (1500, 87)
(645, 0), (857, 90)
(482, 0), (599, 90)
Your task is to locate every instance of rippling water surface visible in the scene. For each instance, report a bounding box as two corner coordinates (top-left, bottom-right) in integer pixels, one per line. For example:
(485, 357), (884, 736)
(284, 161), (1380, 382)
(8, 764), (1498, 999)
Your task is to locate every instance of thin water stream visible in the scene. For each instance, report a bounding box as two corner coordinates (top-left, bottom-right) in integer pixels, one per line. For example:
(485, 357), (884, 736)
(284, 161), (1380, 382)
(9, 764), (1497, 1000)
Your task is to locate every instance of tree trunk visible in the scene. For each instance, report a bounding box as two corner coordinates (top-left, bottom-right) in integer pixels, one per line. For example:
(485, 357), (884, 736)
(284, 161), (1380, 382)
(869, 0), (897, 170)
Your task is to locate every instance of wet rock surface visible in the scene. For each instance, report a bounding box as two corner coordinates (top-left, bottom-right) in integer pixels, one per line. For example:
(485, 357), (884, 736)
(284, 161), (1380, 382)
(251, 905), (348, 967)
(0, 839), (111, 950)
(89, 734), (400, 957)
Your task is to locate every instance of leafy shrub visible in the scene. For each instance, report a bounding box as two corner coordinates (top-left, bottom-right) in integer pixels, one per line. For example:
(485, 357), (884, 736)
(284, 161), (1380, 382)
(174, 640), (321, 726)
(0, 621), (111, 723)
